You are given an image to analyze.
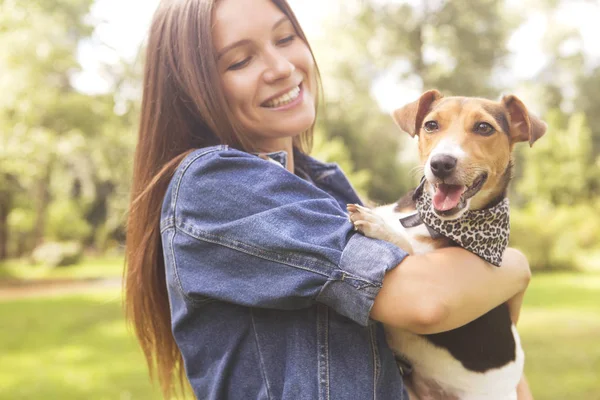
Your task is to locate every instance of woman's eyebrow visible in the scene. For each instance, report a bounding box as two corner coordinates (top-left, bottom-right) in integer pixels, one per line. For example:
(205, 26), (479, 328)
(217, 16), (290, 60)
(217, 40), (251, 60)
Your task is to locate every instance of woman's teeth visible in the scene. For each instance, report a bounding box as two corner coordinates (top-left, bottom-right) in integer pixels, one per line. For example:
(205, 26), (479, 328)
(263, 86), (300, 108)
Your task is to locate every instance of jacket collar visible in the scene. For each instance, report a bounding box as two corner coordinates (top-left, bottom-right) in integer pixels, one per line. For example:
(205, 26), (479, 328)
(253, 149), (341, 183)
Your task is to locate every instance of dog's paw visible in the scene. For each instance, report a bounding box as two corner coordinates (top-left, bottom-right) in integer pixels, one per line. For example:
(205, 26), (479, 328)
(346, 204), (391, 241)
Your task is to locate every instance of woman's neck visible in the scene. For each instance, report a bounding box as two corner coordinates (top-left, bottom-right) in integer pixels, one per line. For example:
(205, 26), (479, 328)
(254, 138), (295, 173)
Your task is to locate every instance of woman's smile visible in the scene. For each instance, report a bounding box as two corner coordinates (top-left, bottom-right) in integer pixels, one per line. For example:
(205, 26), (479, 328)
(261, 82), (303, 110)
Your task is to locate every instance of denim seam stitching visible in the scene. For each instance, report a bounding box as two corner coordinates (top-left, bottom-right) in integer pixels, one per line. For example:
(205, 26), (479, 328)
(314, 170), (338, 182)
(168, 227), (218, 306)
(179, 223), (384, 291)
(339, 271), (383, 289)
(177, 224), (334, 278)
(171, 145), (228, 213)
(370, 325), (380, 400)
(250, 309), (272, 400)
(325, 307), (330, 400)
(317, 305), (330, 400)
(160, 218), (174, 234)
(168, 228), (193, 304)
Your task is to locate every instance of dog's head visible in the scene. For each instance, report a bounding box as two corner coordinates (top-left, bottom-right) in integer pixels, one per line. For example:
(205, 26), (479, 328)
(392, 90), (547, 220)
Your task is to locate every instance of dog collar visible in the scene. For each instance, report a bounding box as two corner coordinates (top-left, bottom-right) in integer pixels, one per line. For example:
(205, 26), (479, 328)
(401, 185), (510, 267)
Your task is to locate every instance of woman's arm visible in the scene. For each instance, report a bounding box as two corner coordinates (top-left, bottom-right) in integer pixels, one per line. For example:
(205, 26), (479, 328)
(370, 247), (531, 334)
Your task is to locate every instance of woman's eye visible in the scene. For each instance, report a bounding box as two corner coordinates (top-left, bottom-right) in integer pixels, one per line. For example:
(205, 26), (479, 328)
(474, 122), (495, 136)
(424, 121), (439, 133)
(227, 57), (251, 71)
(277, 35), (296, 45)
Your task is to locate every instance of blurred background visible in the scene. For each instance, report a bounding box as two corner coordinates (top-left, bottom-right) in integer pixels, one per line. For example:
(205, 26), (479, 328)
(0, 0), (599, 398)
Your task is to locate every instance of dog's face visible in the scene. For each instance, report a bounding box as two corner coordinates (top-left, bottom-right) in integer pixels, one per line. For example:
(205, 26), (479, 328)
(393, 90), (547, 219)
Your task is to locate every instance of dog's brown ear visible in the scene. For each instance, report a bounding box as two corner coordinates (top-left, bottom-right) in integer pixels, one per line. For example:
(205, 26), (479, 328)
(392, 90), (443, 137)
(502, 95), (547, 147)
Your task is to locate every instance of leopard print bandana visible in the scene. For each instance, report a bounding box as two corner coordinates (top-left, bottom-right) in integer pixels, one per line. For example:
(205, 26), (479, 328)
(408, 185), (510, 267)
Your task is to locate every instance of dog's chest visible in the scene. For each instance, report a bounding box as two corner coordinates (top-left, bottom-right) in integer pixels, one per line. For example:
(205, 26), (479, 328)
(373, 204), (523, 400)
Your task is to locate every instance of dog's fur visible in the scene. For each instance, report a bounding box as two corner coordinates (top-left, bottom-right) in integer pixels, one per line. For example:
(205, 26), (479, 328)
(348, 90), (546, 400)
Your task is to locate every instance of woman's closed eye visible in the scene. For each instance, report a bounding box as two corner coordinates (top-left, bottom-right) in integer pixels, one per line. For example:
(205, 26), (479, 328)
(228, 57), (252, 71)
(276, 34), (296, 46)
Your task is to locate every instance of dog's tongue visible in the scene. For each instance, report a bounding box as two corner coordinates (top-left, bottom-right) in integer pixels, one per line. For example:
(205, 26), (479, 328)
(433, 184), (465, 211)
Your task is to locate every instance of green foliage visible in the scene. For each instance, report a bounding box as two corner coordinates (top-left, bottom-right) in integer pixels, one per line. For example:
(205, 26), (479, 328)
(7, 208), (36, 234)
(575, 65), (600, 157)
(369, 0), (517, 96)
(45, 200), (92, 241)
(0, 0), (136, 258)
(510, 202), (600, 271)
(31, 241), (83, 268)
(311, 129), (371, 198)
(512, 109), (600, 271)
(0, 255), (124, 280)
(517, 110), (598, 205)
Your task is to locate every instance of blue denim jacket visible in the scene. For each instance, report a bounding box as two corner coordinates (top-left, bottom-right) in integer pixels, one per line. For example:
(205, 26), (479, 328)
(160, 145), (410, 400)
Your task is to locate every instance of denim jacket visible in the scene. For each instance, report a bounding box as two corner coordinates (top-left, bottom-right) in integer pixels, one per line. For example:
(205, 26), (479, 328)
(160, 145), (410, 400)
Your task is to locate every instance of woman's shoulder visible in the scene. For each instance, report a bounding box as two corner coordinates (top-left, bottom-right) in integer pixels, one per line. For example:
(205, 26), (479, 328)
(169, 145), (291, 200)
(175, 145), (266, 181)
(178, 145), (239, 171)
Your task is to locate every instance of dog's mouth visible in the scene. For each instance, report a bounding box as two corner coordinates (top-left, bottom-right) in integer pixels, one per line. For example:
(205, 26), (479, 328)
(431, 173), (488, 217)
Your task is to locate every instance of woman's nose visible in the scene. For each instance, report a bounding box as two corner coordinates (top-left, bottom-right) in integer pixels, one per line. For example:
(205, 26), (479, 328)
(263, 48), (294, 82)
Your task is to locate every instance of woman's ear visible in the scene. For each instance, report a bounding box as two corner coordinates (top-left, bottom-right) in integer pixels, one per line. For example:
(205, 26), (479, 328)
(502, 95), (547, 147)
(392, 90), (443, 137)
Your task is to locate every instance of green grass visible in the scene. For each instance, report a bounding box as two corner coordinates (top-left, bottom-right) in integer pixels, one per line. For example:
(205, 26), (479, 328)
(0, 270), (598, 399)
(519, 272), (600, 400)
(0, 289), (163, 400)
(0, 255), (124, 281)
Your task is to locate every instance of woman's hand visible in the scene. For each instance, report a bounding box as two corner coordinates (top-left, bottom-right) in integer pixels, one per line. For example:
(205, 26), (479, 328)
(370, 247), (531, 334)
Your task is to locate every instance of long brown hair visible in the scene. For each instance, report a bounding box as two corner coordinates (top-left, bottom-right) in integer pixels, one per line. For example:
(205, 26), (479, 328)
(124, 0), (321, 397)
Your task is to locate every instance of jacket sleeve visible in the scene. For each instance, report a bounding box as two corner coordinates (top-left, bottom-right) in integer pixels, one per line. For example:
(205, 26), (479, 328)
(161, 147), (409, 326)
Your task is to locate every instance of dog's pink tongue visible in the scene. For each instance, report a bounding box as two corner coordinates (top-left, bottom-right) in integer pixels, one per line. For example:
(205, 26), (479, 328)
(433, 184), (465, 211)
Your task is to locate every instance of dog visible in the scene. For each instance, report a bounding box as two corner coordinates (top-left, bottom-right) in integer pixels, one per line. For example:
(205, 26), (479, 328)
(347, 90), (547, 400)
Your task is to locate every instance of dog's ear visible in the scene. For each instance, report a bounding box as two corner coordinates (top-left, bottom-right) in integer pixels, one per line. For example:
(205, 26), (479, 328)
(392, 90), (443, 137)
(502, 95), (547, 147)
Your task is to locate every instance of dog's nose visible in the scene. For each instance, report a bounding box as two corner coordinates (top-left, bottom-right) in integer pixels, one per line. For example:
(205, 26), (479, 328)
(430, 155), (457, 179)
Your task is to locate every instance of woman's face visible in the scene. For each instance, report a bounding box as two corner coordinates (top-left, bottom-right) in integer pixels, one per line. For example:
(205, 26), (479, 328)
(213, 0), (317, 151)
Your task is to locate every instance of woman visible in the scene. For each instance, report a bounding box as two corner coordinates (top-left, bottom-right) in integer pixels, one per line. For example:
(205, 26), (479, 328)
(124, 0), (532, 399)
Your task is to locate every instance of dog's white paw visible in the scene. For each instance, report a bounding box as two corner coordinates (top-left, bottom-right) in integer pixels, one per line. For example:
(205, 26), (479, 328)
(346, 204), (392, 241)
(347, 204), (415, 254)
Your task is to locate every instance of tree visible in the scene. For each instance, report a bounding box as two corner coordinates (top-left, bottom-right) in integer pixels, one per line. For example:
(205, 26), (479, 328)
(0, 0), (135, 258)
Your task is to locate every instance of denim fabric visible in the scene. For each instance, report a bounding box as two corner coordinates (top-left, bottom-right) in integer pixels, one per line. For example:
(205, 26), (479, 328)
(160, 145), (410, 400)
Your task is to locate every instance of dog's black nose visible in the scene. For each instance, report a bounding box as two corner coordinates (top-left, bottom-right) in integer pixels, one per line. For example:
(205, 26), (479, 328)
(430, 155), (457, 179)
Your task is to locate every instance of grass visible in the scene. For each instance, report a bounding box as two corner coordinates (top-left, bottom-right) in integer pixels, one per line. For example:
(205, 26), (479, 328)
(0, 289), (163, 400)
(0, 260), (598, 399)
(519, 272), (600, 400)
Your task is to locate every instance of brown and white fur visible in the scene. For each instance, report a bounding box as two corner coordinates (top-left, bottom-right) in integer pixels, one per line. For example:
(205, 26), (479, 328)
(347, 90), (547, 400)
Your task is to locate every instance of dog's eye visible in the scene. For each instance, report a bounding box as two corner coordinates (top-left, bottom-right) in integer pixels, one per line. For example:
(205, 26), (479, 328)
(474, 122), (495, 136)
(424, 121), (439, 133)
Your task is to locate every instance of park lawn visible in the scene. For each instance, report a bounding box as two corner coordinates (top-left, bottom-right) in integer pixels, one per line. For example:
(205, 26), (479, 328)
(0, 289), (166, 400)
(519, 271), (600, 400)
(0, 255), (124, 281)
(0, 272), (598, 399)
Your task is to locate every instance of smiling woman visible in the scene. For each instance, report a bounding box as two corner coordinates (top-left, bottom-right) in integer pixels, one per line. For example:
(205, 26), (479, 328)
(213, 0), (317, 156)
(123, 1), (532, 399)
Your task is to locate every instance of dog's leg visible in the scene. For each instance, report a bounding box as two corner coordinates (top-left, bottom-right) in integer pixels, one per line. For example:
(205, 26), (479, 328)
(347, 204), (414, 254)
